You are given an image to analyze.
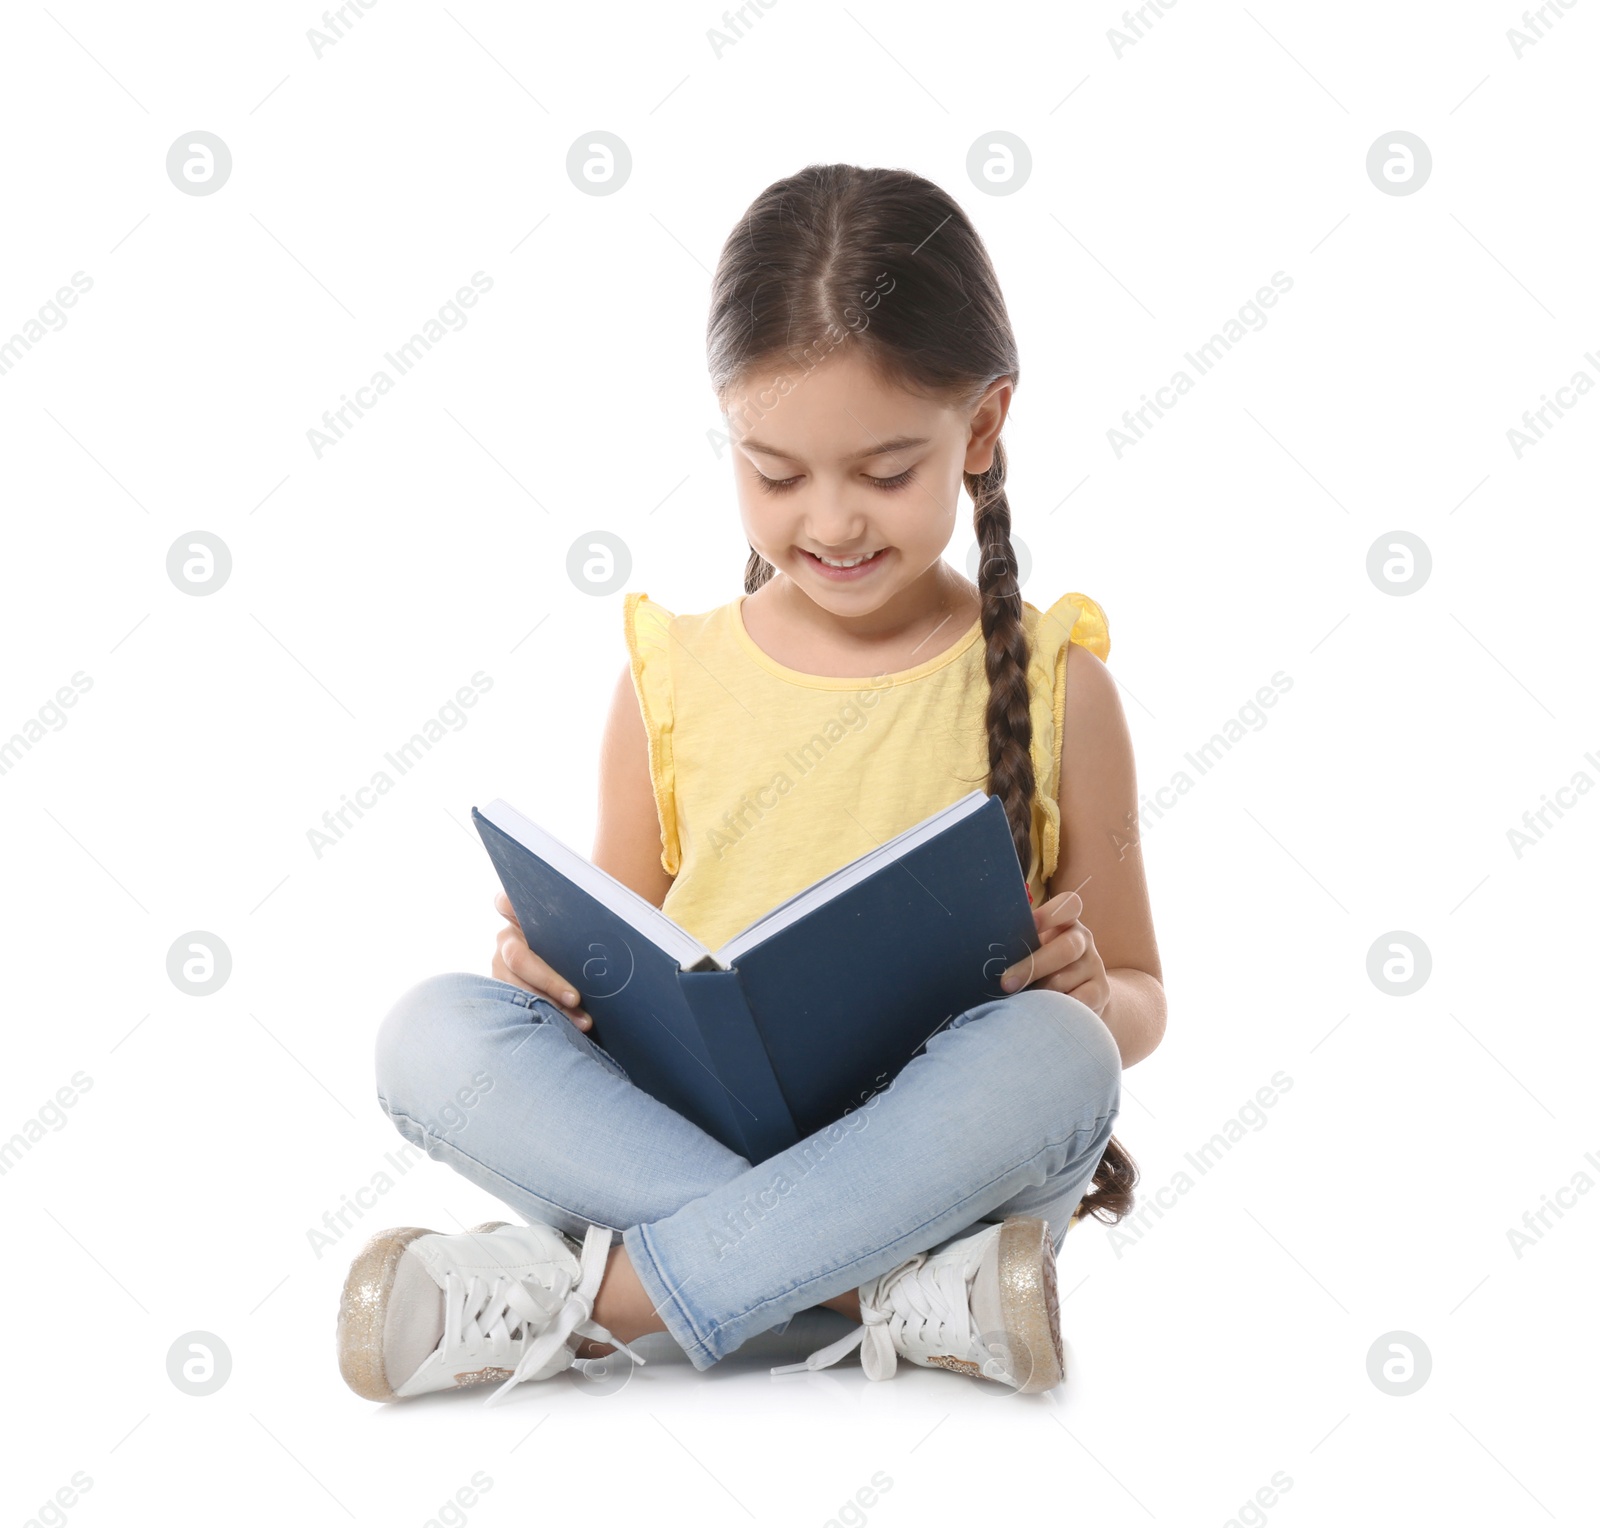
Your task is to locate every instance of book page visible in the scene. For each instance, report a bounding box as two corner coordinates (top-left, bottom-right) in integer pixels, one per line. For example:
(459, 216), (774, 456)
(714, 790), (989, 965)
(479, 799), (712, 969)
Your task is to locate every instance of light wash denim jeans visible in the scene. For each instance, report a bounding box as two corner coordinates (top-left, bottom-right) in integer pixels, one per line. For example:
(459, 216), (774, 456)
(373, 972), (1122, 1370)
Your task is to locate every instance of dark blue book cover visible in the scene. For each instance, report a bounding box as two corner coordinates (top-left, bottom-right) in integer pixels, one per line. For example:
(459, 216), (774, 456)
(472, 792), (1039, 1163)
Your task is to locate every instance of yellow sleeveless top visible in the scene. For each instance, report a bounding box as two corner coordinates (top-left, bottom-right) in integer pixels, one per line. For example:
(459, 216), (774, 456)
(622, 588), (1111, 953)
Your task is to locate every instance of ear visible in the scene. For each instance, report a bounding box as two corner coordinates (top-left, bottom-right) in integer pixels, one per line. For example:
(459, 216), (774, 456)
(964, 378), (1014, 475)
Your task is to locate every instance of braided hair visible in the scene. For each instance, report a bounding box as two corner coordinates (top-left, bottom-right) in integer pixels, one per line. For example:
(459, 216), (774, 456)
(714, 164), (1137, 1223)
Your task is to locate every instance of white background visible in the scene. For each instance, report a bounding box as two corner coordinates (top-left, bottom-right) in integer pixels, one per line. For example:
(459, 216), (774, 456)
(2, 1), (1596, 1524)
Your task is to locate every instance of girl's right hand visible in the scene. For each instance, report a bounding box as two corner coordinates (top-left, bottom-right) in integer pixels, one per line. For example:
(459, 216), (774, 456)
(491, 890), (593, 1031)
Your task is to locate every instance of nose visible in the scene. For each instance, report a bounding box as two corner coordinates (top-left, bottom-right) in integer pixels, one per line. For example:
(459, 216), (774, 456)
(804, 509), (871, 551)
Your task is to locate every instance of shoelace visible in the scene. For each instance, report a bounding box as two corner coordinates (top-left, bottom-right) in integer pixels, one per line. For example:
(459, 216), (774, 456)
(436, 1224), (645, 1406)
(771, 1250), (976, 1381)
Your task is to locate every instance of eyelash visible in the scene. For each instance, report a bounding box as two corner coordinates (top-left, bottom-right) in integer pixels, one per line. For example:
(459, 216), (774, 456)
(754, 469), (915, 495)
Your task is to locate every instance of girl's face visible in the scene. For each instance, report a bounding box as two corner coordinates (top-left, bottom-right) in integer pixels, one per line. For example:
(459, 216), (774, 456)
(724, 347), (1011, 618)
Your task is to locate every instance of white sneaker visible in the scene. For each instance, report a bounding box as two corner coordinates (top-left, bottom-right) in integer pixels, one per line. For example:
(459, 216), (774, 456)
(336, 1219), (645, 1405)
(771, 1216), (1064, 1393)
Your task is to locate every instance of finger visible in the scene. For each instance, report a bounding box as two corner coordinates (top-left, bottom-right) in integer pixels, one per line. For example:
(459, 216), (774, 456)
(499, 934), (547, 994)
(492, 934), (524, 992)
(545, 988), (592, 1032)
(491, 946), (536, 994)
(999, 945), (1037, 993)
(1034, 891), (1081, 931)
(493, 890), (522, 927)
(521, 977), (588, 1033)
(548, 993), (592, 1030)
(492, 943), (591, 1029)
(1001, 925), (1083, 991)
(491, 937), (536, 992)
(503, 937), (581, 1008)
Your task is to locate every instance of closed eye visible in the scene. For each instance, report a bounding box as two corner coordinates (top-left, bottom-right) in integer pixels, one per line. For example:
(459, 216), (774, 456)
(753, 468), (916, 494)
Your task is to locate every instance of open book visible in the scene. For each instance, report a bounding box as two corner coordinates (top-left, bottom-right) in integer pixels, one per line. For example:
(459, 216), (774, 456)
(472, 790), (1039, 1163)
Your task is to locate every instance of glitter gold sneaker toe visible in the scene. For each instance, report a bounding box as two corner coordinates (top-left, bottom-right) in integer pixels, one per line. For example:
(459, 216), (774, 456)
(997, 1216), (1065, 1394)
(336, 1221), (507, 1401)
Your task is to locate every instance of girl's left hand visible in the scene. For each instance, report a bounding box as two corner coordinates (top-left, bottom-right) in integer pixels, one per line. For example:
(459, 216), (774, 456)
(997, 891), (1111, 1018)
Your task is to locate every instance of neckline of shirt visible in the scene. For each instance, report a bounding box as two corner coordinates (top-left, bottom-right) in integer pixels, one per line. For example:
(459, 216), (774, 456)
(731, 594), (990, 689)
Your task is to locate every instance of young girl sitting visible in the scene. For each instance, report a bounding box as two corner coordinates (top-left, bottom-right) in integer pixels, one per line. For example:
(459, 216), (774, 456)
(337, 162), (1165, 1405)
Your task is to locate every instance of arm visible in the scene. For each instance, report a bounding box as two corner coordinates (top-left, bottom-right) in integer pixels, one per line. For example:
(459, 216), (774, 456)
(1044, 639), (1167, 1069)
(592, 659), (676, 907)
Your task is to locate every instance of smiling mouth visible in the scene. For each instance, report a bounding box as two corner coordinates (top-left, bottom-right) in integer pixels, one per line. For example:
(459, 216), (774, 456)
(802, 547), (889, 570)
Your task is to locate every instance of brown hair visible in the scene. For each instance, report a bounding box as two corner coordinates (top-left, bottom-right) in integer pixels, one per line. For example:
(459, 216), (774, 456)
(706, 163), (1137, 1224)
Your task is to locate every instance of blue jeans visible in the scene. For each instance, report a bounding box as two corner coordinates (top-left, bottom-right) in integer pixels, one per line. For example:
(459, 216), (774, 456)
(373, 972), (1122, 1370)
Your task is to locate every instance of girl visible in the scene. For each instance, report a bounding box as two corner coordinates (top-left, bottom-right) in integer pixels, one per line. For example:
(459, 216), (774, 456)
(337, 163), (1165, 1405)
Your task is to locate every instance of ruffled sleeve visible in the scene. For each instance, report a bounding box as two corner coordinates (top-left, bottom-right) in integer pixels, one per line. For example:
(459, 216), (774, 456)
(1030, 592), (1111, 887)
(622, 591), (681, 876)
